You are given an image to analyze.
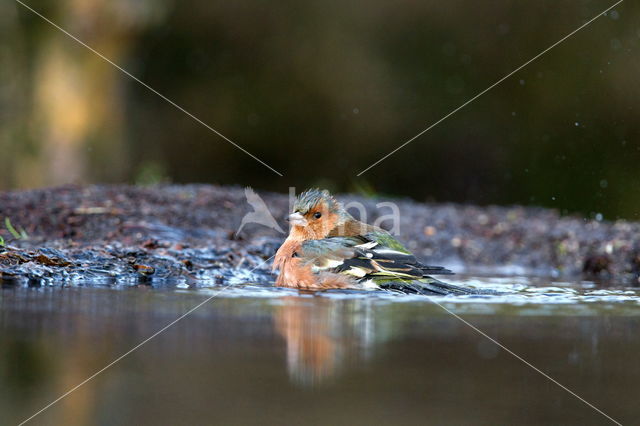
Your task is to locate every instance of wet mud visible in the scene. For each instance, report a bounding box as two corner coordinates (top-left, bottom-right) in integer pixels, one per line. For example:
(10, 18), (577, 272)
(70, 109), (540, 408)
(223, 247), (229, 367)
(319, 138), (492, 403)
(0, 185), (638, 286)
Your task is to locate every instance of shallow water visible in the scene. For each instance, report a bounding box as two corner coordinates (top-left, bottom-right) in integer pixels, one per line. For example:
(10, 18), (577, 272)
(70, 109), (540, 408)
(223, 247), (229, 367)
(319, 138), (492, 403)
(1, 276), (638, 425)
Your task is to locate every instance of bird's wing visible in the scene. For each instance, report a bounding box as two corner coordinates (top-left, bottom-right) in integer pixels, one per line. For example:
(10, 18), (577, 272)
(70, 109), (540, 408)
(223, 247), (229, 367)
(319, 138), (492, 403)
(298, 235), (479, 295)
(296, 236), (363, 271)
(297, 235), (443, 280)
(363, 230), (454, 275)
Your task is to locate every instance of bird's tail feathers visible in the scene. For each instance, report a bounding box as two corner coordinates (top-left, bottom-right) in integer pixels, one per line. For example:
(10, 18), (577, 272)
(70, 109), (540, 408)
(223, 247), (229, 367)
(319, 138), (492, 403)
(378, 277), (485, 296)
(418, 265), (454, 275)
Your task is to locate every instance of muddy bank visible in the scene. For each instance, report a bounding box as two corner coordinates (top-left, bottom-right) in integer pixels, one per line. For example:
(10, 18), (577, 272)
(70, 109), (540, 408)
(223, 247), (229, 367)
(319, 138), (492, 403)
(0, 184), (638, 286)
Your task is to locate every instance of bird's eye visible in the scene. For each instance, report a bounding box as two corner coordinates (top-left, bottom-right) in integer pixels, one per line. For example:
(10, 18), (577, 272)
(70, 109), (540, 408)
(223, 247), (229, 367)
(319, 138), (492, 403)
(313, 212), (322, 219)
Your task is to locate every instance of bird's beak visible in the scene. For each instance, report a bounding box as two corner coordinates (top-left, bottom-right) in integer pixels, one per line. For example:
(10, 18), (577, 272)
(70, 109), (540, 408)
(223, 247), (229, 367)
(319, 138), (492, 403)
(287, 212), (307, 227)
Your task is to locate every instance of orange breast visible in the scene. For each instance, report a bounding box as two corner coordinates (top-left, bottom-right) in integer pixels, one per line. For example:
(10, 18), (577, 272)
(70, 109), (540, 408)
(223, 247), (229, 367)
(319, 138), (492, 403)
(273, 238), (354, 290)
(273, 239), (310, 288)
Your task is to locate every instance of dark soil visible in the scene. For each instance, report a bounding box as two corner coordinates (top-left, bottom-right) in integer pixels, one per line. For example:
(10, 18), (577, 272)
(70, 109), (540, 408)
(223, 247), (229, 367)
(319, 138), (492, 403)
(1, 184), (639, 286)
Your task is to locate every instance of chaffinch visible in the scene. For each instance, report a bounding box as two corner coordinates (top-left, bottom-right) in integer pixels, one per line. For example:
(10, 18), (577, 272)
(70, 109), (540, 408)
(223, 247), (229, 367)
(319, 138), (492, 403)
(273, 189), (477, 295)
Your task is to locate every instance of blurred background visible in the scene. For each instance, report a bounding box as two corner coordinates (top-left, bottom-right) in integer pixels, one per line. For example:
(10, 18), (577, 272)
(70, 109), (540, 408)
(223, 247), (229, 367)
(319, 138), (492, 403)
(1, 0), (638, 219)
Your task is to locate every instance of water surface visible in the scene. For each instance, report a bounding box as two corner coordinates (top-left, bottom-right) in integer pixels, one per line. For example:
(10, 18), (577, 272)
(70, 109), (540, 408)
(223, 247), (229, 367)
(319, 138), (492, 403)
(1, 276), (638, 425)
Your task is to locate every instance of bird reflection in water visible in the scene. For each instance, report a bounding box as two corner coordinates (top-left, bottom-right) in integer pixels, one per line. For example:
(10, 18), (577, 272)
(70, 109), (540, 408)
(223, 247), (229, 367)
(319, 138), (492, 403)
(274, 295), (376, 386)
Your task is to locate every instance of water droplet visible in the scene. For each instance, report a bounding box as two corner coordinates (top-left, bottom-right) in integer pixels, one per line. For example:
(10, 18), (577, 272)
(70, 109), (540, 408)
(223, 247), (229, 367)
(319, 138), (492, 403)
(595, 213), (603, 222)
(353, 107), (359, 114)
(610, 10), (620, 20)
(574, 122), (579, 127)
(600, 179), (608, 189)
(551, 196), (556, 201)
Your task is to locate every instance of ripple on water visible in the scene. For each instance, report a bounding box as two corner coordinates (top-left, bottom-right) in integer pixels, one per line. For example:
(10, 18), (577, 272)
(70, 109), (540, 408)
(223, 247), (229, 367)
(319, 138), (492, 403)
(188, 275), (640, 317)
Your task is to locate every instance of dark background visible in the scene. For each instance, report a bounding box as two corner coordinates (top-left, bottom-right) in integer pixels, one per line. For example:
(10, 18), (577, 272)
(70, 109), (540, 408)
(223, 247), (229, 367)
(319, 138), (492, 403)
(1, 0), (638, 219)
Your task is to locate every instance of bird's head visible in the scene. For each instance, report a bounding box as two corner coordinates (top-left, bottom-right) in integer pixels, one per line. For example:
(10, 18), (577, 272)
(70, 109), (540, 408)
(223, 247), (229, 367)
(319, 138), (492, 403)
(287, 189), (349, 240)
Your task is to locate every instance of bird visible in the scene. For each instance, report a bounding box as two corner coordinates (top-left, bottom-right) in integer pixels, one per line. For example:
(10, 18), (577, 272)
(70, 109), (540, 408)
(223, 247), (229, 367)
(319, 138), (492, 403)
(273, 188), (479, 295)
(236, 187), (285, 237)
